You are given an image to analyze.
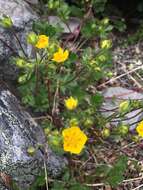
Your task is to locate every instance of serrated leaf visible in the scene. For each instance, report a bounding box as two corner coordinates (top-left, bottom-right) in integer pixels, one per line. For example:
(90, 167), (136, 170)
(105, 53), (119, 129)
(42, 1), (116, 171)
(95, 164), (111, 177)
(33, 21), (62, 37)
(91, 93), (104, 107)
(106, 155), (128, 187)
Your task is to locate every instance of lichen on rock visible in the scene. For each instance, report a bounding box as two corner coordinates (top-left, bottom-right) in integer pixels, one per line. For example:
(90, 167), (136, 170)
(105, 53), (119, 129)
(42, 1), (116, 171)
(0, 88), (65, 190)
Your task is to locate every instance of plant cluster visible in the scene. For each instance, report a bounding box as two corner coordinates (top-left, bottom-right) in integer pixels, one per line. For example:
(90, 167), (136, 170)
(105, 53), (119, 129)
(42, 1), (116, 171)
(1, 0), (143, 189)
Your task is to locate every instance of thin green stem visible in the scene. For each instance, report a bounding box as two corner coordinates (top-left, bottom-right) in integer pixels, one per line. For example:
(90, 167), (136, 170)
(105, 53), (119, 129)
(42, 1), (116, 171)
(62, 67), (86, 86)
(11, 29), (28, 58)
(34, 51), (40, 95)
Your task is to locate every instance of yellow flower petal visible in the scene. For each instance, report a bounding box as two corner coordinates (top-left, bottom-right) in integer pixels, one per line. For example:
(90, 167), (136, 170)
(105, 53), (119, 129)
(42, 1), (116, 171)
(136, 120), (143, 137)
(58, 47), (64, 54)
(63, 50), (69, 60)
(65, 96), (78, 110)
(62, 126), (87, 154)
(52, 47), (69, 63)
(35, 35), (49, 49)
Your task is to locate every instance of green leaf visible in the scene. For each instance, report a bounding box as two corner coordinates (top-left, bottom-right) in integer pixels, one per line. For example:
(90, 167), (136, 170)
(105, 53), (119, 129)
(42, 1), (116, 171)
(92, 0), (107, 13)
(106, 155), (128, 187)
(33, 21), (63, 37)
(57, 2), (70, 21)
(29, 173), (45, 190)
(90, 93), (104, 108)
(69, 53), (78, 62)
(70, 183), (90, 190)
(62, 170), (70, 181)
(112, 19), (126, 32)
(95, 164), (111, 177)
(81, 19), (98, 38)
(71, 87), (87, 101)
(70, 5), (84, 17)
(51, 182), (65, 190)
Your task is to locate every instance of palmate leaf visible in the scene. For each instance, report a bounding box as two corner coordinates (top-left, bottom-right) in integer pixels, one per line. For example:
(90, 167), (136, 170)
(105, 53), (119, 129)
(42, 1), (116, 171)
(29, 173), (45, 190)
(32, 21), (63, 37)
(81, 19), (99, 38)
(106, 155), (128, 187)
(95, 164), (111, 177)
(90, 93), (104, 108)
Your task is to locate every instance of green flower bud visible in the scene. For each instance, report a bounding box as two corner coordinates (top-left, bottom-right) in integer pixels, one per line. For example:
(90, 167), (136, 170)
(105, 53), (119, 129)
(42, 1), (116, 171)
(44, 128), (50, 136)
(69, 118), (79, 126)
(98, 55), (107, 62)
(27, 146), (36, 156)
(18, 74), (27, 83)
(84, 118), (94, 127)
(132, 135), (140, 143)
(91, 23), (96, 29)
(52, 136), (60, 146)
(102, 18), (109, 25)
(100, 39), (112, 49)
(49, 135), (61, 146)
(52, 130), (59, 136)
(27, 32), (38, 45)
(119, 101), (130, 113)
(107, 72), (113, 77)
(0, 15), (13, 28)
(102, 128), (110, 138)
(118, 125), (129, 136)
(16, 58), (25, 68)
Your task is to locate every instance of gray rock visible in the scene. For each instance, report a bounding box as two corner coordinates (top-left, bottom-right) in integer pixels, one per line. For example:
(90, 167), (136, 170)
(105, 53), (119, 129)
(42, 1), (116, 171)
(24, 0), (38, 5)
(0, 0), (37, 28)
(0, 88), (65, 190)
(102, 87), (143, 129)
(0, 0), (38, 81)
(48, 16), (80, 33)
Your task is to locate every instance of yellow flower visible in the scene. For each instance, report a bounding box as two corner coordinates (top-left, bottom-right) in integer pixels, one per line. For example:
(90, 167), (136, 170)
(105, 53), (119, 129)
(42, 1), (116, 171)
(35, 35), (49, 49)
(136, 120), (143, 137)
(100, 39), (112, 49)
(65, 96), (78, 110)
(52, 47), (69, 63)
(62, 126), (88, 154)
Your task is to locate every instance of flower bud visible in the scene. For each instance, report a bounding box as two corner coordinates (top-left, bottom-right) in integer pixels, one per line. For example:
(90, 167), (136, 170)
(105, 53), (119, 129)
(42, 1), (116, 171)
(84, 118), (94, 127)
(98, 55), (107, 62)
(44, 128), (50, 136)
(69, 118), (79, 126)
(27, 146), (36, 156)
(102, 128), (110, 138)
(18, 74), (27, 83)
(132, 135), (140, 143)
(52, 130), (59, 136)
(102, 18), (109, 25)
(100, 39), (112, 49)
(118, 125), (129, 136)
(27, 32), (38, 45)
(119, 101), (130, 113)
(49, 135), (61, 147)
(16, 58), (25, 68)
(0, 15), (13, 28)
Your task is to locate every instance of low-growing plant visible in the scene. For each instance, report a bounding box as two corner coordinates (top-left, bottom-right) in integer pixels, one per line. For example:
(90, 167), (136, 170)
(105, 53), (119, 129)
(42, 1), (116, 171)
(1, 2), (143, 189)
